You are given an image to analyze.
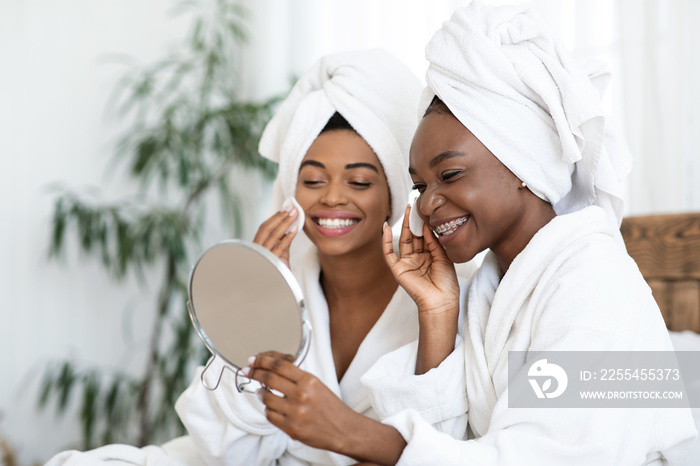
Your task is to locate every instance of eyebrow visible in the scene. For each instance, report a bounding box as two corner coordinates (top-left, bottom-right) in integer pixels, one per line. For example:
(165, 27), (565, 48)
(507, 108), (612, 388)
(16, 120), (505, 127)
(299, 160), (325, 170)
(409, 150), (467, 174)
(345, 162), (379, 173)
(299, 160), (379, 173)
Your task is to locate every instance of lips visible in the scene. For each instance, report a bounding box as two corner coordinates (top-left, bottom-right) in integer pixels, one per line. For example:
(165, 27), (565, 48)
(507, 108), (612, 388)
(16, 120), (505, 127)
(315, 218), (360, 229)
(311, 210), (361, 236)
(432, 216), (469, 237)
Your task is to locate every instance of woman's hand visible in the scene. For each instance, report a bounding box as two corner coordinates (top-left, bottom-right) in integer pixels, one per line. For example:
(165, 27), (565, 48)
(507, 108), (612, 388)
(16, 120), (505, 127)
(382, 205), (459, 317)
(252, 206), (299, 268)
(246, 352), (406, 465)
(382, 205), (460, 374)
(245, 351), (359, 452)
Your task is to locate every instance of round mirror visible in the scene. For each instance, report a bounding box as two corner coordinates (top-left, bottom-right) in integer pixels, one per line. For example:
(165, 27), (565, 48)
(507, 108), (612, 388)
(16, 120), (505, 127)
(187, 240), (311, 391)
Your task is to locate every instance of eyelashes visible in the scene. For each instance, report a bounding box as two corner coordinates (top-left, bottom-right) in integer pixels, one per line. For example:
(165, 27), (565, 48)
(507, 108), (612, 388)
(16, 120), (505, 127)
(411, 169), (463, 193)
(412, 183), (426, 193)
(300, 180), (372, 189)
(441, 170), (462, 181)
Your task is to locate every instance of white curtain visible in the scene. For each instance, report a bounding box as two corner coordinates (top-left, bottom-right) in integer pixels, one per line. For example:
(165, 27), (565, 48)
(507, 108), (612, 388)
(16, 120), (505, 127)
(618, 0), (700, 215)
(241, 0), (700, 216)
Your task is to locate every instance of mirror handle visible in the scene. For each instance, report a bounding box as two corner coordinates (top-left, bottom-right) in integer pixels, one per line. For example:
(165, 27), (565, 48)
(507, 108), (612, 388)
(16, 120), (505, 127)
(201, 356), (225, 391)
(235, 368), (254, 393)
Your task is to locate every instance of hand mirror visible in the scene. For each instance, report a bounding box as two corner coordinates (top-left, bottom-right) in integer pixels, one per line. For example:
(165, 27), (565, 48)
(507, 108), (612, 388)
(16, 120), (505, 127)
(187, 240), (311, 392)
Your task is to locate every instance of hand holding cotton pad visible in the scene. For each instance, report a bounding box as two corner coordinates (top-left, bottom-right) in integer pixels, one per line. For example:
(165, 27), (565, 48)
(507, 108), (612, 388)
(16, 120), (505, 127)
(282, 197), (305, 235)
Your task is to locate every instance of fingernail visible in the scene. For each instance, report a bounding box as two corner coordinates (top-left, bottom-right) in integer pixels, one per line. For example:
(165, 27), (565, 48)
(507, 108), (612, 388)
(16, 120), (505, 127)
(289, 225), (298, 234)
(383, 221), (388, 230)
(247, 356), (256, 366)
(288, 207), (298, 217)
(241, 367), (250, 376)
(281, 204), (292, 213)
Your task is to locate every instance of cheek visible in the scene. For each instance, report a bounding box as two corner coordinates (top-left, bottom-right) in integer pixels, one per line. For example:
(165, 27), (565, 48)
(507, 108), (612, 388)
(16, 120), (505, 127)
(363, 191), (391, 220)
(366, 182), (392, 217)
(293, 186), (314, 214)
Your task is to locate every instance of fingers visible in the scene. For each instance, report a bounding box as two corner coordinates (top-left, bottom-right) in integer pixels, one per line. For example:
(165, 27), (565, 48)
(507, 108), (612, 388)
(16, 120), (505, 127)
(270, 225), (297, 257)
(253, 208), (300, 252)
(381, 221), (398, 268)
(412, 234), (425, 255)
(254, 351), (295, 362)
(398, 205), (415, 258)
(422, 223), (450, 263)
(262, 399), (287, 427)
(246, 354), (302, 393)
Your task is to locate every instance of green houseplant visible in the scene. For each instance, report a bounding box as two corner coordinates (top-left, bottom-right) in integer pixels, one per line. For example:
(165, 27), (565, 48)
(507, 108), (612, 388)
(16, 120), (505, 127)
(38, 0), (278, 449)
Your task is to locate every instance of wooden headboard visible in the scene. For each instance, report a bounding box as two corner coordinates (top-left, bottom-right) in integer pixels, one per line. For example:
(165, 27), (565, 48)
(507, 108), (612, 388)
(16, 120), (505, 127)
(620, 212), (700, 333)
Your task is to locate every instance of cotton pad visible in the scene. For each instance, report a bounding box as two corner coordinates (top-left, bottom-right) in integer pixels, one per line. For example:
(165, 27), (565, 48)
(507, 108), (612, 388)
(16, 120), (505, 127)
(282, 197), (305, 235)
(408, 197), (424, 237)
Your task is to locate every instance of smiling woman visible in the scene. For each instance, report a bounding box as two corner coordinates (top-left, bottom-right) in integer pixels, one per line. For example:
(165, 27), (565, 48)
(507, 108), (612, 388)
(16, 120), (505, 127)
(172, 49), (425, 466)
(298, 123), (391, 255)
(43, 47), (424, 466)
(408, 97), (556, 269)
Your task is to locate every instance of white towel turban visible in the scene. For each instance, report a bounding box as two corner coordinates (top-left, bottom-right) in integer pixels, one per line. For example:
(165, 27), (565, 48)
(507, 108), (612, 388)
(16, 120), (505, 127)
(420, 1), (633, 229)
(259, 49), (422, 227)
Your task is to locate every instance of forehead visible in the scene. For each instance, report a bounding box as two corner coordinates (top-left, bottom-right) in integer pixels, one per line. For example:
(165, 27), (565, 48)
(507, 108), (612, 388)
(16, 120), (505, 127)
(410, 113), (468, 164)
(302, 130), (386, 175)
(409, 112), (494, 170)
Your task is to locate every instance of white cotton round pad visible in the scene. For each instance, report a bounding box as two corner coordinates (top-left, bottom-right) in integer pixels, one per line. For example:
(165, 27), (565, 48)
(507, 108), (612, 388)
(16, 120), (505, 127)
(282, 197), (305, 235)
(408, 197), (424, 237)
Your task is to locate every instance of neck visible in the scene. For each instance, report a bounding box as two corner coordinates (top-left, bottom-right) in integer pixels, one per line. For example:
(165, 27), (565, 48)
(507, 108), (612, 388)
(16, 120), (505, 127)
(494, 200), (556, 274)
(318, 241), (397, 303)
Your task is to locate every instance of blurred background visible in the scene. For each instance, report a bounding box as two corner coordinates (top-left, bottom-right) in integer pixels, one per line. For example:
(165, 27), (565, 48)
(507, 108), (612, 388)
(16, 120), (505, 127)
(1, 0), (698, 463)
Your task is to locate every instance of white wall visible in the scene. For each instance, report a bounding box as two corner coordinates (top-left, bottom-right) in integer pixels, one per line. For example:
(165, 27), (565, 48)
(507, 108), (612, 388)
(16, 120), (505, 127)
(1, 0), (698, 464)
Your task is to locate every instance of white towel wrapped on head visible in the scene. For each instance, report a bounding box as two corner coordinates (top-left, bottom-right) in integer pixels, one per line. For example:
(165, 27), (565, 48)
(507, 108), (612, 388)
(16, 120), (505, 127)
(420, 0), (632, 230)
(259, 49), (422, 229)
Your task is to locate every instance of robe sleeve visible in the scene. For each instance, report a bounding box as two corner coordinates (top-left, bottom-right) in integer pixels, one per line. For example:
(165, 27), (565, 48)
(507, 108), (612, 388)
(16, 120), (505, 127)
(384, 402), (696, 465)
(368, 243), (698, 465)
(174, 357), (289, 466)
(361, 335), (469, 438)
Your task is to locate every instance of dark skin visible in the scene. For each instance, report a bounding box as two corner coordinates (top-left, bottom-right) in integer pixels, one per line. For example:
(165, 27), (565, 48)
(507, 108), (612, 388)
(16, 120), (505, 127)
(248, 129), (406, 464)
(248, 111), (556, 464)
(254, 129), (397, 380)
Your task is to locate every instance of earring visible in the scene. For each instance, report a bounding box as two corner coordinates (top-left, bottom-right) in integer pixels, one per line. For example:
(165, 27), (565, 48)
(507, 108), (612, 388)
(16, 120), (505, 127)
(521, 181), (527, 188)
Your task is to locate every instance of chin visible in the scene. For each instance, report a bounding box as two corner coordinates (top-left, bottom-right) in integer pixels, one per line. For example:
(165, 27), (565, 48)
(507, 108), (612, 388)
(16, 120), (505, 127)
(444, 244), (477, 265)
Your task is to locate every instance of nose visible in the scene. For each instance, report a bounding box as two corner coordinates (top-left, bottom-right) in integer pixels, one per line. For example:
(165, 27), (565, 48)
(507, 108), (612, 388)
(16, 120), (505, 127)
(320, 181), (348, 207)
(418, 186), (444, 218)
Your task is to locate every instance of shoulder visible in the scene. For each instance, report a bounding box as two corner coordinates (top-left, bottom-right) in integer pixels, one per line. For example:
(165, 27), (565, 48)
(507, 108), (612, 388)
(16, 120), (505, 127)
(530, 211), (667, 348)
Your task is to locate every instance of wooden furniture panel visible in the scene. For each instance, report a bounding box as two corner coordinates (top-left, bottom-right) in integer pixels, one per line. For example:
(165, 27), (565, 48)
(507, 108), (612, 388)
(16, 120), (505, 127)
(621, 213), (700, 333)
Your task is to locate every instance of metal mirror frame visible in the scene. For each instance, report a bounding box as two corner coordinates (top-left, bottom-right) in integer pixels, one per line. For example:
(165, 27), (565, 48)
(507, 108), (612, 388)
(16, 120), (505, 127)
(187, 239), (312, 393)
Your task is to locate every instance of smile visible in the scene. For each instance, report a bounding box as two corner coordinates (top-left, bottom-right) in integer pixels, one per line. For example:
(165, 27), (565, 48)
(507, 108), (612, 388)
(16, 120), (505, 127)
(314, 218), (360, 229)
(433, 216), (469, 236)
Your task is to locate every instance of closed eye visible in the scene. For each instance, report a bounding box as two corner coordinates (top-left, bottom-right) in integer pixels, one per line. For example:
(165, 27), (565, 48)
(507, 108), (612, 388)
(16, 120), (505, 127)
(350, 181), (372, 188)
(411, 183), (426, 193)
(302, 180), (324, 187)
(441, 170), (462, 182)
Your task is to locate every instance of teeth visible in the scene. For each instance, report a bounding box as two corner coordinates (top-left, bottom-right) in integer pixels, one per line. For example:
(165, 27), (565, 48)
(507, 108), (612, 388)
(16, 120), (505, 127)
(316, 218), (359, 229)
(433, 217), (468, 236)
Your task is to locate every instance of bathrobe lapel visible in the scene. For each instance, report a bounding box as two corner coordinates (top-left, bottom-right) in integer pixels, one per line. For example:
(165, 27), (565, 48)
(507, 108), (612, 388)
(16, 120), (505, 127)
(464, 207), (612, 436)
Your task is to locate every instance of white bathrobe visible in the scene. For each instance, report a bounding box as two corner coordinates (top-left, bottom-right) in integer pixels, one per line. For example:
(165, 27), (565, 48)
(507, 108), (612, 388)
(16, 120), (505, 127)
(361, 206), (698, 465)
(175, 243), (419, 466)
